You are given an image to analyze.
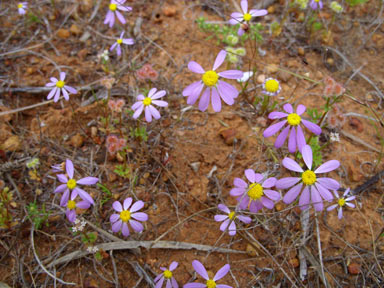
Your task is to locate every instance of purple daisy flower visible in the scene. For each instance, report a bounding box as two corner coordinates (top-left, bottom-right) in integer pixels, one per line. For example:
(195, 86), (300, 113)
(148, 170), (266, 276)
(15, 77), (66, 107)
(228, 0), (268, 36)
(63, 192), (91, 223)
(327, 188), (356, 219)
(182, 50), (243, 112)
(184, 260), (232, 288)
(54, 159), (98, 206)
(110, 198), (148, 237)
(310, 0), (323, 10)
(263, 103), (322, 153)
(104, 0), (132, 28)
(214, 204), (251, 236)
(276, 145), (340, 211)
(17, 2), (27, 15)
(154, 261), (179, 288)
(230, 169), (280, 212)
(131, 88), (168, 123)
(45, 72), (77, 102)
(110, 31), (134, 56)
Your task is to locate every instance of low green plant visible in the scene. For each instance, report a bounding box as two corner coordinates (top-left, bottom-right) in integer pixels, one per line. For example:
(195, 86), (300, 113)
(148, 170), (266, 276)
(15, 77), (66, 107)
(26, 202), (50, 230)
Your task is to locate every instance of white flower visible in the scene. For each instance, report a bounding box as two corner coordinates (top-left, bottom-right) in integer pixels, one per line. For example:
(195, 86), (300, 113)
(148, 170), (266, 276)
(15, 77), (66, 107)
(330, 132), (340, 142)
(237, 71), (253, 83)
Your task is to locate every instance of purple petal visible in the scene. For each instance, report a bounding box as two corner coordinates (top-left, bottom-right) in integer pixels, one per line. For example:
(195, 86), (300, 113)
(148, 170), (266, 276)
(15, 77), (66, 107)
(217, 81), (236, 105)
(254, 173), (264, 183)
(220, 219), (230, 232)
(47, 87), (57, 99)
(74, 187), (94, 205)
(132, 104), (144, 119)
(268, 111), (288, 120)
(237, 215), (251, 224)
(115, 10), (126, 24)
(327, 204), (338, 211)
(211, 87), (222, 112)
(145, 106), (152, 122)
(249, 9), (268, 17)
(299, 186), (310, 210)
(66, 159), (74, 179)
(215, 215), (228, 222)
(116, 45), (121, 56)
(54, 184), (67, 193)
(213, 264), (230, 281)
(187, 83), (204, 105)
(130, 200), (144, 212)
(62, 88), (69, 101)
(283, 183), (303, 204)
(171, 278), (178, 288)
(234, 178), (247, 188)
(151, 90), (167, 100)
(314, 183), (334, 201)
(112, 219), (122, 233)
(131, 212), (148, 222)
(218, 70), (243, 79)
(345, 202), (355, 208)
(237, 27), (245, 36)
(155, 276), (164, 288)
(113, 201), (123, 212)
(64, 85), (77, 94)
(123, 198), (133, 210)
(261, 197), (274, 209)
(137, 94), (145, 101)
(216, 285), (233, 288)
(228, 12), (243, 25)
(77, 200), (91, 209)
(218, 204), (230, 214)
(110, 42), (118, 51)
(283, 103), (293, 113)
(296, 104), (306, 115)
(53, 89), (61, 102)
(60, 189), (70, 206)
(110, 213), (120, 223)
(240, 0), (248, 13)
(183, 284), (206, 288)
(132, 101), (143, 110)
(188, 61), (205, 74)
(122, 222), (130, 236)
(263, 120), (287, 138)
(149, 105), (161, 120)
(67, 210), (76, 222)
(239, 195), (249, 210)
(77, 177), (98, 185)
(147, 88), (158, 98)
(129, 219), (144, 232)
(314, 160), (340, 174)
(169, 261), (178, 271)
(275, 177), (300, 189)
(192, 260), (209, 280)
(316, 178), (340, 190)
(311, 186), (324, 211)
(198, 88), (210, 112)
(122, 38), (134, 45)
(213, 50), (226, 71)
(296, 125), (306, 152)
(288, 126), (297, 153)
(119, 31), (125, 38)
(230, 187), (245, 197)
(183, 81), (203, 96)
(262, 177), (276, 188)
(244, 169), (256, 183)
(301, 119), (321, 135)
(282, 158), (304, 172)
(301, 145), (313, 170)
(60, 72), (66, 81)
(264, 189), (281, 201)
(249, 200), (263, 212)
(274, 126), (290, 148)
(338, 207), (343, 219)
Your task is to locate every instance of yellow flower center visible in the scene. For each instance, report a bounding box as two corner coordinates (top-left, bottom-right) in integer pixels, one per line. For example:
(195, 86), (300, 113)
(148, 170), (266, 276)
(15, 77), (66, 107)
(265, 79), (279, 93)
(120, 210), (131, 222)
(206, 279), (216, 288)
(67, 200), (76, 210)
(302, 170), (317, 186)
(243, 13), (252, 22)
(56, 80), (65, 88)
(143, 97), (152, 106)
(109, 3), (117, 11)
(338, 198), (346, 207)
(67, 179), (77, 190)
(163, 270), (172, 279)
(247, 183), (264, 200)
(315, 0), (320, 2)
(287, 113), (301, 126)
(117, 39), (123, 44)
(202, 70), (219, 87)
(228, 211), (235, 220)
(18, 3), (23, 8)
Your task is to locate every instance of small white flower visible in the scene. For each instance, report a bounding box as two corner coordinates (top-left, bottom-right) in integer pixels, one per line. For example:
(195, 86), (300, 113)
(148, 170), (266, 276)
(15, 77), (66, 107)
(237, 71), (253, 83)
(330, 132), (340, 142)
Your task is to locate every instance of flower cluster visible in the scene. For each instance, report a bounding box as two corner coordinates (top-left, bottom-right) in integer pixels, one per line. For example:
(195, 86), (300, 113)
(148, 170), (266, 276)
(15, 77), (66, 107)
(106, 135), (126, 154)
(53, 160), (98, 222)
(136, 64), (159, 81)
(323, 76), (345, 97)
(108, 99), (125, 113)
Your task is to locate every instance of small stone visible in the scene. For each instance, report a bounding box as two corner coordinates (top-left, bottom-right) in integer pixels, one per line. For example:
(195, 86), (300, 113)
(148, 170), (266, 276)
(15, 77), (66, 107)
(267, 6), (275, 14)
(286, 59), (300, 68)
(219, 128), (237, 145)
(91, 126), (97, 138)
(266, 64), (279, 73)
(57, 29), (70, 39)
(70, 133), (84, 148)
(70, 24), (81, 35)
(315, 71), (323, 79)
(162, 6), (177, 17)
(277, 70), (292, 83)
(349, 117), (363, 132)
(80, 31), (91, 42)
(107, 173), (117, 182)
(190, 162), (201, 172)
(257, 74), (265, 84)
(326, 58), (334, 65)
(348, 263), (361, 275)
(298, 47), (305, 56)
